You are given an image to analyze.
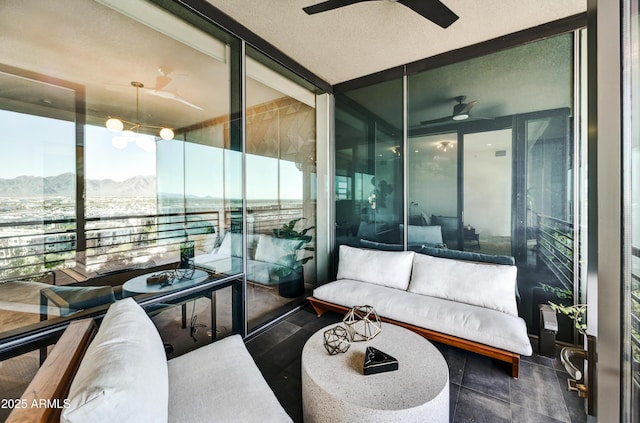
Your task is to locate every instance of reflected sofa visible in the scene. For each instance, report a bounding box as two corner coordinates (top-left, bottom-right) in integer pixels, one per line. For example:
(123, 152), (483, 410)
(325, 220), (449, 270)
(195, 232), (303, 285)
(308, 245), (532, 378)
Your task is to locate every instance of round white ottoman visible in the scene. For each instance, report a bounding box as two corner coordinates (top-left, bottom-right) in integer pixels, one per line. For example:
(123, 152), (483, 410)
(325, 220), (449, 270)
(301, 322), (449, 422)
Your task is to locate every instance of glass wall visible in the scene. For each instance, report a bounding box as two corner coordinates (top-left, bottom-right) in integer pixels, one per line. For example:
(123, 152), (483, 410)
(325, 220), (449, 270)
(410, 34), (577, 342)
(0, 0), (321, 351)
(245, 50), (318, 330)
(0, 75), (77, 279)
(0, 0), (242, 343)
(625, 0), (640, 418)
(334, 79), (404, 254)
(336, 33), (581, 341)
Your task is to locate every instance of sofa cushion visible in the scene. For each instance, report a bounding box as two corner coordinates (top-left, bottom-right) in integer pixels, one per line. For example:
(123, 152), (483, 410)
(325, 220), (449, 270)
(254, 235), (303, 265)
(313, 279), (532, 356)
(168, 334), (292, 423)
(336, 245), (414, 290)
(409, 253), (518, 316)
(218, 232), (244, 257)
(418, 246), (515, 266)
(359, 239), (403, 251)
(399, 224), (444, 246)
(61, 298), (168, 423)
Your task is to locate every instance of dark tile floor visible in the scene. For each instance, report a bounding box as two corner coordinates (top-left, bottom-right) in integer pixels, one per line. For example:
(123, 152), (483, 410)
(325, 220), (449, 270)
(245, 306), (587, 423)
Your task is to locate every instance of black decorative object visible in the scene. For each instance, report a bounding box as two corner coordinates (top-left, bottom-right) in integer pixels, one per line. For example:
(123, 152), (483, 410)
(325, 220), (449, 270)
(363, 346), (398, 375)
(146, 273), (169, 285)
(323, 325), (351, 355)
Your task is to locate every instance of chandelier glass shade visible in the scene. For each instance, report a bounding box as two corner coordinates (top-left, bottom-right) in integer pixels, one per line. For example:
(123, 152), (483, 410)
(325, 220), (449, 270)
(437, 141), (455, 152)
(106, 81), (174, 150)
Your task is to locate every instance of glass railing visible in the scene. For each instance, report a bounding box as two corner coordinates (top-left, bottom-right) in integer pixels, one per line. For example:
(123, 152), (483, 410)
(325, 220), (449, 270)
(0, 211), (220, 281)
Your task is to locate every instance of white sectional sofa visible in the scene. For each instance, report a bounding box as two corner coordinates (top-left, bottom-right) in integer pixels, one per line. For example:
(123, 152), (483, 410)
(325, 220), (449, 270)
(8, 298), (292, 423)
(308, 245), (532, 378)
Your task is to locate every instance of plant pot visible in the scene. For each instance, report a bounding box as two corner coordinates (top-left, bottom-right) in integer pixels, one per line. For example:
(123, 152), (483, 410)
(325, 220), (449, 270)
(278, 268), (304, 298)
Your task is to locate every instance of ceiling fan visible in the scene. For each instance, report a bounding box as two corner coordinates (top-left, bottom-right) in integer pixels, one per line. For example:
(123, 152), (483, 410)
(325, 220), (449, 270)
(303, 0), (459, 29)
(419, 96), (491, 126)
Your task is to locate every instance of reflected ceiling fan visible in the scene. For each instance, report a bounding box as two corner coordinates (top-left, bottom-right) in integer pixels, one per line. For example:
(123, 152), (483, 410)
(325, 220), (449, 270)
(303, 0), (459, 29)
(419, 96), (492, 126)
(142, 67), (203, 111)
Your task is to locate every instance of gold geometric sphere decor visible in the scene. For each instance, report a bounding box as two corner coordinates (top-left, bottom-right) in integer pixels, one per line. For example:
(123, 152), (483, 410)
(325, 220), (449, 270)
(342, 305), (382, 342)
(323, 325), (351, 355)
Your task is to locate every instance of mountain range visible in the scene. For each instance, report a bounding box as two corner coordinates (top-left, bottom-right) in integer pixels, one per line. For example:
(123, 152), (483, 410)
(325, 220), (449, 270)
(0, 173), (157, 198)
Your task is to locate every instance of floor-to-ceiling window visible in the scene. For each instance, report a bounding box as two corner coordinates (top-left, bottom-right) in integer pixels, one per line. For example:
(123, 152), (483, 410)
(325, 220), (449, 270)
(409, 34), (578, 343)
(245, 49), (319, 331)
(334, 79), (404, 254)
(625, 0), (640, 419)
(335, 31), (583, 343)
(0, 0), (245, 344)
(0, 0), (323, 359)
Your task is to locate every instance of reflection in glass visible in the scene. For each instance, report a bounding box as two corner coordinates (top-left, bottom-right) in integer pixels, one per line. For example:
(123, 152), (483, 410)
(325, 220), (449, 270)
(463, 129), (512, 255)
(245, 52), (317, 331)
(0, 75), (76, 280)
(408, 133), (458, 249)
(0, 0), (238, 341)
(626, 0), (640, 418)
(334, 79), (404, 252)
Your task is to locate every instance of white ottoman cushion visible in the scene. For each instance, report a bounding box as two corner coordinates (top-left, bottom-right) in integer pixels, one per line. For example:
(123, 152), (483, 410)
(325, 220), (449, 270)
(168, 334), (292, 423)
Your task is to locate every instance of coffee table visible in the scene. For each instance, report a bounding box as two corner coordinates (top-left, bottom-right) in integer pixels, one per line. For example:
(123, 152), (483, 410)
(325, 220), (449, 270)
(301, 323), (449, 422)
(123, 269), (213, 332)
(122, 269), (209, 296)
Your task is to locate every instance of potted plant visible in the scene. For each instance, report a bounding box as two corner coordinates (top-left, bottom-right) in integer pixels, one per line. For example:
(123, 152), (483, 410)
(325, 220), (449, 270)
(272, 217), (315, 298)
(547, 301), (587, 335)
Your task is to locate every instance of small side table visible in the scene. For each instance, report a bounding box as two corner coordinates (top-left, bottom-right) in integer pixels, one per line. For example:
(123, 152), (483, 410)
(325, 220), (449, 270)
(302, 323), (449, 422)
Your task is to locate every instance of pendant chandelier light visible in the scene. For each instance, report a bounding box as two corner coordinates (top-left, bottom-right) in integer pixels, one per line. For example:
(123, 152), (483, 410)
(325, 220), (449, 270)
(106, 81), (174, 150)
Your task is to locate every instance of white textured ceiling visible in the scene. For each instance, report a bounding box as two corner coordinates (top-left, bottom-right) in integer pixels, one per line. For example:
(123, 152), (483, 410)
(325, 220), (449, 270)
(207, 0), (586, 85)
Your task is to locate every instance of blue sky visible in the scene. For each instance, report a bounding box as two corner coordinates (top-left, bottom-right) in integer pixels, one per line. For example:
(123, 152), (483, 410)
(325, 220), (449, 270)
(1, 109), (303, 200)
(1, 110), (155, 181)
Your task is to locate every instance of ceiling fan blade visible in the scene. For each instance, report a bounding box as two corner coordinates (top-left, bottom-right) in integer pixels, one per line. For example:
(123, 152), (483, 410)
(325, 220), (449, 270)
(144, 88), (203, 110)
(154, 75), (172, 91)
(419, 115), (493, 128)
(459, 100), (477, 115)
(303, 0), (370, 15)
(170, 95), (204, 111)
(398, 0), (459, 28)
(419, 116), (452, 126)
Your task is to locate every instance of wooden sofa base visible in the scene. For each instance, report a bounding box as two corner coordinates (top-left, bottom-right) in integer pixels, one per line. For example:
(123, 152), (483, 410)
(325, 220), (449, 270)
(308, 296), (521, 379)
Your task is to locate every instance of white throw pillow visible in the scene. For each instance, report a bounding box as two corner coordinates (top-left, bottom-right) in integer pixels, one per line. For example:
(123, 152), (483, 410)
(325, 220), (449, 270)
(61, 298), (168, 423)
(254, 235), (303, 265)
(408, 253), (519, 316)
(336, 245), (414, 290)
(218, 232), (244, 257)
